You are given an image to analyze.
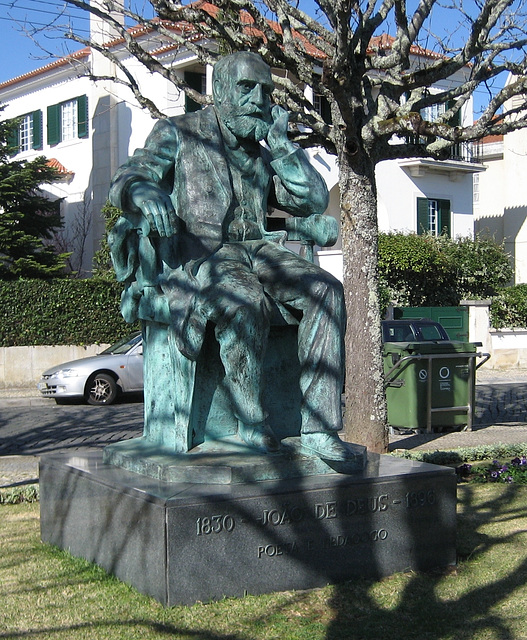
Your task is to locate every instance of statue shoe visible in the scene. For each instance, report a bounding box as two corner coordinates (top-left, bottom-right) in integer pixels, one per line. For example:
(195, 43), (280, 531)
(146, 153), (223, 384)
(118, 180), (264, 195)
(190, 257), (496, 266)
(238, 422), (280, 454)
(301, 432), (354, 461)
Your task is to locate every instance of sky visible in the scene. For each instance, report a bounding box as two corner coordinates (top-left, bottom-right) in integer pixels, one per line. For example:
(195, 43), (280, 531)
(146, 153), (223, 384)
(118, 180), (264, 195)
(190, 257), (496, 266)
(0, 0), (90, 84)
(0, 0), (510, 114)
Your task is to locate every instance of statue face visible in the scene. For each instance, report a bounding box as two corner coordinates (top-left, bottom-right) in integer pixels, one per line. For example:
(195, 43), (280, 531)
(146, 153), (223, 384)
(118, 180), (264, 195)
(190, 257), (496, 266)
(215, 57), (274, 142)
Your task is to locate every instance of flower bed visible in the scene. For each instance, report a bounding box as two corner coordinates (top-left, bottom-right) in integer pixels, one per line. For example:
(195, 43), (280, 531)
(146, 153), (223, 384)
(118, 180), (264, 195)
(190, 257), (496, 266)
(456, 457), (527, 484)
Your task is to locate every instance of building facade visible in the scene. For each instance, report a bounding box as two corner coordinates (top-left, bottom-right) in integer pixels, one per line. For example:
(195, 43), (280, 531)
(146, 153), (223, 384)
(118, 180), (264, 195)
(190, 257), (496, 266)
(0, 22), (483, 280)
(475, 107), (527, 285)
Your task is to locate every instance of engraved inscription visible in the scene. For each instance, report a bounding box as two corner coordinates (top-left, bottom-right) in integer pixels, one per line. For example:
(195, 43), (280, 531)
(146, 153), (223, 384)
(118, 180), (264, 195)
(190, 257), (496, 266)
(314, 494), (390, 520)
(257, 529), (389, 558)
(257, 505), (305, 526)
(257, 542), (299, 558)
(346, 495), (389, 516)
(196, 515), (235, 536)
(195, 490), (437, 539)
(321, 529), (388, 548)
(405, 490), (436, 508)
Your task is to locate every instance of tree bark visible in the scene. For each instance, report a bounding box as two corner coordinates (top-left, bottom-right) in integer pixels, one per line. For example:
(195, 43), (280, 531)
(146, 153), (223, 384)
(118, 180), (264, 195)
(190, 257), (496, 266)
(339, 149), (388, 453)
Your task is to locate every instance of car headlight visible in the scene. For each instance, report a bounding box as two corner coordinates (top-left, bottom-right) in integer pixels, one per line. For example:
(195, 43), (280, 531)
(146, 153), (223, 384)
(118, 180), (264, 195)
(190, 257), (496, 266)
(54, 368), (81, 379)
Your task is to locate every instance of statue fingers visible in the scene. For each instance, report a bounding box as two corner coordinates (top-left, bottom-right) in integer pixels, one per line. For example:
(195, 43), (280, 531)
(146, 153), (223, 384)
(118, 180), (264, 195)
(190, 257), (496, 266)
(140, 200), (175, 237)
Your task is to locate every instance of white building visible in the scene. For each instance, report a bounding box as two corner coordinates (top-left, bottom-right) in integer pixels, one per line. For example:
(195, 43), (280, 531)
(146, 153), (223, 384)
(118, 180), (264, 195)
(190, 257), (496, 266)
(0, 19), (483, 279)
(474, 89), (527, 284)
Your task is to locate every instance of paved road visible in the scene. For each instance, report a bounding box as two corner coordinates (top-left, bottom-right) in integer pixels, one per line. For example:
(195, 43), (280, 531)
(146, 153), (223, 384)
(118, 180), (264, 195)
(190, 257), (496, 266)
(0, 398), (143, 456)
(1, 377), (527, 456)
(1, 374), (527, 486)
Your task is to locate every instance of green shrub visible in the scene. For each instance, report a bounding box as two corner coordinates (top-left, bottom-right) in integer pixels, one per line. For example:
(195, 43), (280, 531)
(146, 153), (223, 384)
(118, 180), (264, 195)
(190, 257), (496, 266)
(437, 234), (513, 300)
(391, 443), (527, 465)
(378, 233), (456, 307)
(379, 232), (513, 308)
(490, 284), (527, 329)
(0, 484), (39, 504)
(0, 278), (137, 347)
(92, 202), (121, 280)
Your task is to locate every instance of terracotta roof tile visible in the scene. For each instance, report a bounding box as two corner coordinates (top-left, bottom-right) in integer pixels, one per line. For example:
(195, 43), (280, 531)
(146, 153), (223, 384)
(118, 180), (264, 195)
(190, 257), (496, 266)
(0, 48), (90, 89)
(47, 158), (74, 175)
(0, 1), (449, 90)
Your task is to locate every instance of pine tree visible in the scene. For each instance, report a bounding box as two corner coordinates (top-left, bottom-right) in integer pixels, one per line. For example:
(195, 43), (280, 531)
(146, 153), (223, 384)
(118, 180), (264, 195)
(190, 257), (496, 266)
(0, 115), (68, 279)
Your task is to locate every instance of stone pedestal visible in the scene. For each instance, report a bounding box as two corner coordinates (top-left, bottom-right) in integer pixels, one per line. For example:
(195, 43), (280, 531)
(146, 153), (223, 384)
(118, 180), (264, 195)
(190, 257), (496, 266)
(40, 452), (456, 606)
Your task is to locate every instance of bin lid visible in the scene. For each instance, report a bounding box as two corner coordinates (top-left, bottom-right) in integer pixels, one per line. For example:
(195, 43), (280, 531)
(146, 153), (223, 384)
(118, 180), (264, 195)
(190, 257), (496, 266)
(383, 341), (479, 355)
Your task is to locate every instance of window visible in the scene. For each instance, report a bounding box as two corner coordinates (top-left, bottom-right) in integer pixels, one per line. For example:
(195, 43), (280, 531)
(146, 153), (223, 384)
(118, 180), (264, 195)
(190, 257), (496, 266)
(473, 173), (479, 204)
(313, 93), (332, 124)
(8, 111), (43, 154)
(20, 113), (34, 151)
(417, 197), (451, 237)
(184, 71), (206, 113)
(406, 99), (462, 153)
(61, 100), (77, 142)
(47, 95), (88, 145)
(421, 100), (461, 127)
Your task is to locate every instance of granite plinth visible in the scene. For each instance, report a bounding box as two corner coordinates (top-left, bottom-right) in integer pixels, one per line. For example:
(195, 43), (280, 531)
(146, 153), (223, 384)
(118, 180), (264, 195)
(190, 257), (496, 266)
(102, 435), (367, 484)
(40, 452), (457, 606)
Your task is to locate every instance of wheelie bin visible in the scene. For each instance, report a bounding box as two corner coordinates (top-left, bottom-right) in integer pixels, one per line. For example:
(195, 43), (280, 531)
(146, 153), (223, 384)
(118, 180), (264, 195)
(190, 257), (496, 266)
(383, 340), (488, 432)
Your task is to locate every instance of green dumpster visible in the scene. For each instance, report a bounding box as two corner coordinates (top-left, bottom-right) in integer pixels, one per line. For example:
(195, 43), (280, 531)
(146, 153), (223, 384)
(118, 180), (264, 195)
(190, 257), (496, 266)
(383, 341), (481, 432)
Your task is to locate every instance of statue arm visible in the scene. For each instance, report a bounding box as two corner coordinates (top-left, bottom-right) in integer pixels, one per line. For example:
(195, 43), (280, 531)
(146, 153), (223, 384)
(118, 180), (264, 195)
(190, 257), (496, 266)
(109, 118), (180, 238)
(266, 106), (329, 217)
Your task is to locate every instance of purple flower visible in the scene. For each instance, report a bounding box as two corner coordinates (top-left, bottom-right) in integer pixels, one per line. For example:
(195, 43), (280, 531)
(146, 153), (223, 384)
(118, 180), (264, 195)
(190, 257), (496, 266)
(490, 470), (500, 480)
(511, 457), (521, 466)
(506, 476), (514, 483)
(492, 460), (501, 467)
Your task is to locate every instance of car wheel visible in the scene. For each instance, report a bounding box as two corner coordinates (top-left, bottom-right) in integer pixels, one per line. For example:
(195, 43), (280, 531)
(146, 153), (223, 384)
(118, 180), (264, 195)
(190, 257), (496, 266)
(86, 373), (118, 405)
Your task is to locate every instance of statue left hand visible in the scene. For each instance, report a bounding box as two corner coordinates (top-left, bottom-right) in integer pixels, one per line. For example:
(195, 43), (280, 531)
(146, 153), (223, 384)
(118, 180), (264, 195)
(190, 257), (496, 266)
(267, 105), (296, 158)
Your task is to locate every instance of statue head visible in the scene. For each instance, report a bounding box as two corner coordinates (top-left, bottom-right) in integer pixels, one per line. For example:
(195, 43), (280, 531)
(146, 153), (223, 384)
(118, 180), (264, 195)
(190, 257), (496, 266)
(212, 51), (274, 142)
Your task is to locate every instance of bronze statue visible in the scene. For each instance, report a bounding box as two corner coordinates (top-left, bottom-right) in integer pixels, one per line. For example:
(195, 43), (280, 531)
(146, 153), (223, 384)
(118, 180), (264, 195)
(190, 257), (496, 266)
(109, 51), (354, 462)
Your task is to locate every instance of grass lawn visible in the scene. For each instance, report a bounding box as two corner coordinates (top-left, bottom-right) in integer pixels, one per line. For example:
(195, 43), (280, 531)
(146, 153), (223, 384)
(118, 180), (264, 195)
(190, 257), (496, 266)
(2, 484), (527, 640)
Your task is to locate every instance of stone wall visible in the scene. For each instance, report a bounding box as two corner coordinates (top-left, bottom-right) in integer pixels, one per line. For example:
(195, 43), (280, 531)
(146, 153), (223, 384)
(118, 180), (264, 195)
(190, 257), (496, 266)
(462, 300), (527, 370)
(489, 329), (527, 369)
(1, 344), (110, 389)
(3, 304), (527, 389)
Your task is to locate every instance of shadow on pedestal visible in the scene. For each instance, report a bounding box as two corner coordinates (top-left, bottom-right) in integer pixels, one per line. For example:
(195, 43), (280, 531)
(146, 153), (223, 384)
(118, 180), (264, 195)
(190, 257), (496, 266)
(40, 451), (457, 606)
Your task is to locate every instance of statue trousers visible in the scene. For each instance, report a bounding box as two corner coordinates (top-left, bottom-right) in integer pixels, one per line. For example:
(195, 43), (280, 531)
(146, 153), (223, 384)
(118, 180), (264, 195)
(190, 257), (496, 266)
(192, 240), (346, 434)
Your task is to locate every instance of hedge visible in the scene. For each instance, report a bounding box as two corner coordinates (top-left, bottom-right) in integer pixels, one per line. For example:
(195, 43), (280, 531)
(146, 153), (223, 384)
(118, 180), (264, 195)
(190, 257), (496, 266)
(0, 278), (137, 347)
(378, 232), (513, 308)
(490, 284), (527, 329)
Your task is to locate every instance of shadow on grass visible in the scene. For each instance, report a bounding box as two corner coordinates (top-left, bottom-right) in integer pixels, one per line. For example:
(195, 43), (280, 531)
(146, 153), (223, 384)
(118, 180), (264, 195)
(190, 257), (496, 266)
(325, 482), (527, 640)
(3, 483), (527, 639)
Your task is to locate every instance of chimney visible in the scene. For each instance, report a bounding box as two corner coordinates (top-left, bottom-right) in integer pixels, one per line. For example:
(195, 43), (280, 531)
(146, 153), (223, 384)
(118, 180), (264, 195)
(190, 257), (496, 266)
(90, 0), (126, 46)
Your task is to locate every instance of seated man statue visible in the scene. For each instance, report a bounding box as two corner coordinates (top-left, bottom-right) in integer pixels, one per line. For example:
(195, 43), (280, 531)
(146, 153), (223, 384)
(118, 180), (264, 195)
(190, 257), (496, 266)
(109, 51), (353, 462)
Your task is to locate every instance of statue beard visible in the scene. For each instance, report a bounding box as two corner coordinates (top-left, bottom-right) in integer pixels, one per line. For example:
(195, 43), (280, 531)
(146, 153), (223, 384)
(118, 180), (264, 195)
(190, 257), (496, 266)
(218, 103), (271, 142)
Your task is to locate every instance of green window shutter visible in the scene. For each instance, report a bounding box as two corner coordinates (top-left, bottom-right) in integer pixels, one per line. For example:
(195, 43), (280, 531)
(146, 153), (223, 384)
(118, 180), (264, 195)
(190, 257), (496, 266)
(77, 95), (89, 138)
(438, 199), (451, 237)
(184, 71), (204, 113)
(32, 110), (43, 149)
(47, 104), (61, 146)
(447, 100), (461, 127)
(7, 119), (19, 155)
(7, 127), (19, 156)
(417, 198), (429, 235)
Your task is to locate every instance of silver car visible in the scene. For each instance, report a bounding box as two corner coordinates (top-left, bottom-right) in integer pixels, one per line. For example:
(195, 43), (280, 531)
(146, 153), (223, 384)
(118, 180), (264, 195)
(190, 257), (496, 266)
(37, 332), (143, 405)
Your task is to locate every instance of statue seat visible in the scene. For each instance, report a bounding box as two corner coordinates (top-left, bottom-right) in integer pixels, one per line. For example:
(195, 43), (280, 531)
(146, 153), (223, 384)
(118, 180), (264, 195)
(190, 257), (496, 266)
(138, 214), (339, 453)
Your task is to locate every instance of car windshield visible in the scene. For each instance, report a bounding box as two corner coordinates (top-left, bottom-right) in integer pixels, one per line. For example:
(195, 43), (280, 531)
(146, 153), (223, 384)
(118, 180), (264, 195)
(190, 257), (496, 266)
(419, 324), (448, 341)
(100, 332), (142, 355)
(383, 323), (416, 342)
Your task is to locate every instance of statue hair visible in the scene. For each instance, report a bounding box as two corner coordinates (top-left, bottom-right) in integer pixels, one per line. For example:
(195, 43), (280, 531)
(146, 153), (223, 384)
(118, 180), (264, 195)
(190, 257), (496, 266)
(212, 51), (271, 103)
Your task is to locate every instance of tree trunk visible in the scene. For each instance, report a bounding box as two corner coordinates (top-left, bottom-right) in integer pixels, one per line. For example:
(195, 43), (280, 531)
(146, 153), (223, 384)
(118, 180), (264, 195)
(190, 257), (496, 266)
(339, 149), (388, 453)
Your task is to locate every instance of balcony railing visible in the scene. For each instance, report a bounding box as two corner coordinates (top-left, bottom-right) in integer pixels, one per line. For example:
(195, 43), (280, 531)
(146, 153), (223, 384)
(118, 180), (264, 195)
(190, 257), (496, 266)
(404, 136), (479, 163)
